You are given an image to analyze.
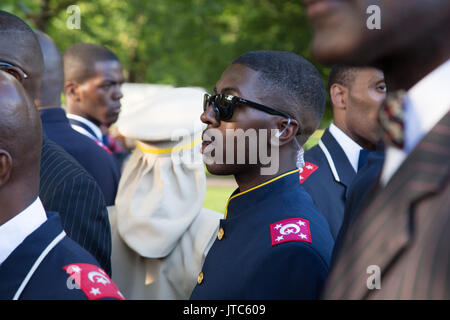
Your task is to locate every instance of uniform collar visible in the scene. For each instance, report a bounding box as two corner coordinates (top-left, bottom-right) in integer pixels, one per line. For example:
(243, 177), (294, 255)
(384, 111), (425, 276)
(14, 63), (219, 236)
(67, 113), (103, 141)
(225, 169), (300, 220)
(319, 128), (357, 188)
(0, 198), (47, 265)
(39, 107), (68, 123)
(329, 123), (363, 173)
(0, 212), (63, 299)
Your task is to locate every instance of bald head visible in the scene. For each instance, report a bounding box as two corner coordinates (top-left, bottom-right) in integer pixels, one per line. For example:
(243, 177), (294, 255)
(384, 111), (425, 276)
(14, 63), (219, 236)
(34, 30), (64, 108)
(0, 10), (44, 101)
(0, 71), (42, 191)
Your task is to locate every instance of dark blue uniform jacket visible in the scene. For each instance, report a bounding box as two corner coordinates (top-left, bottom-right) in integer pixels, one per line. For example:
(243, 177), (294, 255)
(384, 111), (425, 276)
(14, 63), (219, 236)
(0, 212), (121, 300)
(190, 169), (334, 300)
(302, 128), (356, 240)
(331, 147), (385, 265)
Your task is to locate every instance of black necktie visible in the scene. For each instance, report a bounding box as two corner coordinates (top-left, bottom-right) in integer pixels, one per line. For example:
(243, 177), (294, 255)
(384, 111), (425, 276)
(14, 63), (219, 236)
(358, 149), (372, 171)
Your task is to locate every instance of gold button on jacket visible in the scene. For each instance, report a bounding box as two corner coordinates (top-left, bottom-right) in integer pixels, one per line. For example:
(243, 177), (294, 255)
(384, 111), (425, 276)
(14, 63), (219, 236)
(217, 228), (224, 240)
(197, 272), (204, 284)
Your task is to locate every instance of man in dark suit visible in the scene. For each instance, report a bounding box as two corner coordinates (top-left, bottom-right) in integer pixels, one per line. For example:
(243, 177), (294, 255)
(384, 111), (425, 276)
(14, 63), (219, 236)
(63, 43), (123, 201)
(0, 11), (112, 275)
(302, 65), (386, 239)
(305, 0), (450, 299)
(35, 31), (120, 206)
(0, 72), (123, 300)
(331, 146), (385, 264)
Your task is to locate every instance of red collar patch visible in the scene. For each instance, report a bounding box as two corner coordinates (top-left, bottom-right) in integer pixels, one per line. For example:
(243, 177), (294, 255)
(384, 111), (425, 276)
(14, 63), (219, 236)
(270, 218), (312, 246)
(299, 162), (318, 184)
(64, 263), (125, 300)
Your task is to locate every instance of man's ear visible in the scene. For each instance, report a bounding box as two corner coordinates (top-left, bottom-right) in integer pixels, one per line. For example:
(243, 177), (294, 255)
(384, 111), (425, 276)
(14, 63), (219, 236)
(271, 118), (299, 147)
(330, 83), (348, 110)
(0, 150), (13, 188)
(64, 81), (81, 102)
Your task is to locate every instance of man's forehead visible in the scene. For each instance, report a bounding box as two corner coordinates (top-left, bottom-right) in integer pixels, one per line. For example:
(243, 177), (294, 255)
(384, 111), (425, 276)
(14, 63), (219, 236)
(215, 64), (262, 96)
(353, 67), (384, 84)
(0, 32), (43, 75)
(91, 60), (124, 79)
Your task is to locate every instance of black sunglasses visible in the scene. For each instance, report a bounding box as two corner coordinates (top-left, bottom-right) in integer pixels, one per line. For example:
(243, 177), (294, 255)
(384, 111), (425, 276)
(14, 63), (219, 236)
(203, 93), (293, 122)
(0, 61), (28, 83)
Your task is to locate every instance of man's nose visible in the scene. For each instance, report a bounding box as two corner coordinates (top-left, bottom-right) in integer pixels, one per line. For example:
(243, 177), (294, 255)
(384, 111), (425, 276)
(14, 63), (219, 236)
(112, 84), (123, 100)
(200, 105), (220, 127)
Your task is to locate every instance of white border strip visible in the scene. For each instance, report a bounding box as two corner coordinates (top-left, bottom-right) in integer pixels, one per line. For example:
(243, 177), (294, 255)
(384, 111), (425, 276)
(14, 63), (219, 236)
(318, 140), (341, 183)
(13, 231), (66, 300)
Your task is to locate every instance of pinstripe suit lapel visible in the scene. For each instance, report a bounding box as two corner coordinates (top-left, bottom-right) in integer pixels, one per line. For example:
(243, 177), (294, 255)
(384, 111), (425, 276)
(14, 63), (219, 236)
(324, 111), (450, 299)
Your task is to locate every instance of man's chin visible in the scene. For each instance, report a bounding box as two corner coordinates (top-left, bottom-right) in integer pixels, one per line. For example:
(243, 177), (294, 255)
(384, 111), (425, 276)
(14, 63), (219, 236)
(204, 163), (235, 176)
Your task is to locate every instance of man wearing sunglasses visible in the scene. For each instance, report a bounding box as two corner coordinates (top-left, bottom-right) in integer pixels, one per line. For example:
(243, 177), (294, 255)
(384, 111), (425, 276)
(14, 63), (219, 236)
(0, 10), (112, 276)
(190, 50), (334, 299)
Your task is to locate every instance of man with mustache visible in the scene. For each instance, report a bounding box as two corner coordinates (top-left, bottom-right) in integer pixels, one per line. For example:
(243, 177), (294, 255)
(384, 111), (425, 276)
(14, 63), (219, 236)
(190, 50), (334, 299)
(304, 0), (450, 299)
(64, 43), (123, 205)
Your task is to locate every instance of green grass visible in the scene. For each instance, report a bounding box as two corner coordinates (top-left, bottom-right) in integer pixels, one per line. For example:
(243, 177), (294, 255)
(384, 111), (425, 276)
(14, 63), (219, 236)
(203, 186), (235, 214)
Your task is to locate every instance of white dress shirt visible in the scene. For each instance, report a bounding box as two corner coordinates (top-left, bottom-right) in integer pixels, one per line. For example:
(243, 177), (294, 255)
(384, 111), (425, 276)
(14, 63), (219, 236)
(67, 113), (103, 142)
(0, 198), (47, 265)
(329, 123), (363, 173)
(381, 59), (450, 185)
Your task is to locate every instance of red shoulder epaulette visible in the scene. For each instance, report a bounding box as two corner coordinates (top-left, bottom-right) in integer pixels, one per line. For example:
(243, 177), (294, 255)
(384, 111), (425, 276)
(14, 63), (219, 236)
(270, 218), (312, 246)
(64, 263), (125, 300)
(299, 162), (319, 184)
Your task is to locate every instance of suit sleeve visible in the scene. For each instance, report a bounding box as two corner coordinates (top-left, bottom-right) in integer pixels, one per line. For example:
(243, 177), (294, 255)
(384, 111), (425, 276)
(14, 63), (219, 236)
(248, 243), (329, 299)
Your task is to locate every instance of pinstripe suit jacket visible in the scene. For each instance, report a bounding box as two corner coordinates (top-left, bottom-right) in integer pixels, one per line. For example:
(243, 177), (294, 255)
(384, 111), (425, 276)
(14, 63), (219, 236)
(322, 111), (450, 299)
(39, 135), (112, 276)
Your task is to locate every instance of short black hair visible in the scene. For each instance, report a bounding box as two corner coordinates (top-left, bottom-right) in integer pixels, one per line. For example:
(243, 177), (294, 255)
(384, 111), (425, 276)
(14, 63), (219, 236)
(327, 64), (359, 91)
(232, 50), (326, 143)
(63, 43), (120, 83)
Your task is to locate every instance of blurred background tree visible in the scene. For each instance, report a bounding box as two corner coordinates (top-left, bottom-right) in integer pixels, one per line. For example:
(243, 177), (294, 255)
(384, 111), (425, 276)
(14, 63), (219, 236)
(1, 0), (332, 128)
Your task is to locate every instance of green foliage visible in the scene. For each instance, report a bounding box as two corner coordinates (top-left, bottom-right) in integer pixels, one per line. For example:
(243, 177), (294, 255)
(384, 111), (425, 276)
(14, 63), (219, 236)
(204, 186), (234, 214)
(1, 0), (332, 126)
